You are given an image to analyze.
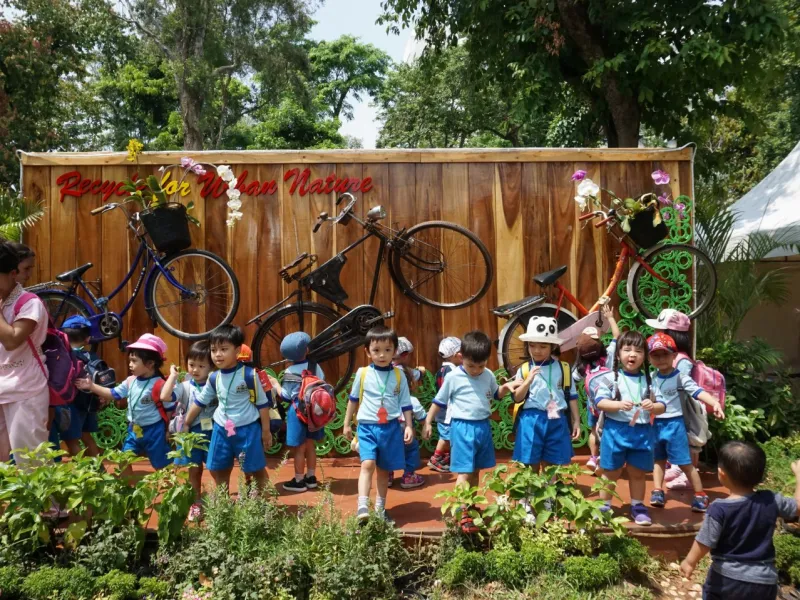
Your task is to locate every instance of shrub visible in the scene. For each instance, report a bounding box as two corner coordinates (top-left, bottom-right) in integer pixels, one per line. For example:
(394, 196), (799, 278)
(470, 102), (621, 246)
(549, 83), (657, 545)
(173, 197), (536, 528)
(96, 569), (137, 599)
(437, 548), (487, 587)
(75, 522), (144, 576)
(761, 434), (800, 496)
(563, 554), (621, 590)
(0, 565), (23, 599)
(775, 534), (800, 585)
(597, 535), (653, 576)
(137, 576), (172, 599)
(485, 548), (527, 588)
(21, 566), (96, 600)
(519, 540), (561, 574)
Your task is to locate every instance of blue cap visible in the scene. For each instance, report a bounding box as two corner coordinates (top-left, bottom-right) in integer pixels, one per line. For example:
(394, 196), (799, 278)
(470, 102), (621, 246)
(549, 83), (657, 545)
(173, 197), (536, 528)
(62, 315), (92, 330)
(280, 332), (311, 362)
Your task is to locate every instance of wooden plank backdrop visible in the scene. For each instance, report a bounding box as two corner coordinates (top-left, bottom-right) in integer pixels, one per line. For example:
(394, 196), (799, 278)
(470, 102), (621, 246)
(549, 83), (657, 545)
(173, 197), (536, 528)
(20, 148), (693, 377)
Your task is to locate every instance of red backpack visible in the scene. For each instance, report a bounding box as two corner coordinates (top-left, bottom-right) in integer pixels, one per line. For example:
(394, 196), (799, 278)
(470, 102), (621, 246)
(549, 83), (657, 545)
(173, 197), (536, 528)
(674, 352), (726, 410)
(14, 292), (79, 406)
(286, 364), (336, 433)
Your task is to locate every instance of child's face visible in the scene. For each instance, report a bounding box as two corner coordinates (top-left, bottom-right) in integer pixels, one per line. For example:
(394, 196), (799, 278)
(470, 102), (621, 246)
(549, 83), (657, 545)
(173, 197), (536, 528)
(367, 339), (395, 367)
(14, 257), (35, 285)
(187, 358), (211, 383)
(462, 357), (486, 377)
(649, 349), (674, 372)
(619, 344), (645, 372)
(527, 342), (553, 362)
(394, 351), (410, 366)
(211, 342), (240, 369)
(129, 355), (155, 377)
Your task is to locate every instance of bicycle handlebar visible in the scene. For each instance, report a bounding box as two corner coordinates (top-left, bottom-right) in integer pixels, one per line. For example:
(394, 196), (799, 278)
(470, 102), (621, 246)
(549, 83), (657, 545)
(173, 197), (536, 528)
(578, 212), (597, 221)
(313, 212), (328, 233)
(595, 216), (615, 228)
(91, 203), (117, 216)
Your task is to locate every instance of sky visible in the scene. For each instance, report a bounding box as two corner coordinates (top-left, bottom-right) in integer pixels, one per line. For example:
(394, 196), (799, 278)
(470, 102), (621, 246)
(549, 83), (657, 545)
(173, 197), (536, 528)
(309, 0), (416, 148)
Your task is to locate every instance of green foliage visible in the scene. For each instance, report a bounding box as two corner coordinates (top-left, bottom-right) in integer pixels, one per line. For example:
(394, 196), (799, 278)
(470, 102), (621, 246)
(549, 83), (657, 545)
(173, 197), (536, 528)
(775, 534), (800, 586)
(21, 566), (96, 600)
(761, 435), (800, 496)
(484, 548), (530, 589)
(136, 577), (171, 600)
(436, 547), (486, 587)
(96, 569), (137, 600)
(596, 535), (654, 577)
(0, 187), (45, 242)
(562, 554), (621, 590)
(0, 565), (23, 599)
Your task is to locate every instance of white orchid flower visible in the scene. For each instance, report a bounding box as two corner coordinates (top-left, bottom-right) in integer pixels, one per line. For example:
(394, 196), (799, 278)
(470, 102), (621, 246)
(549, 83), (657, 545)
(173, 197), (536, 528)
(217, 165), (234, 182)
(226, 187), (241, 201)
(574, 195), (587, 211)
(226, 198), (242, 211)
(577, 178), (600, 198)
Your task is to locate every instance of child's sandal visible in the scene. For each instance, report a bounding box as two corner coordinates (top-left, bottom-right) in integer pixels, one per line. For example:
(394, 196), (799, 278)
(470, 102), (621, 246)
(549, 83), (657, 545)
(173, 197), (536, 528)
(459, 514), (479, 534)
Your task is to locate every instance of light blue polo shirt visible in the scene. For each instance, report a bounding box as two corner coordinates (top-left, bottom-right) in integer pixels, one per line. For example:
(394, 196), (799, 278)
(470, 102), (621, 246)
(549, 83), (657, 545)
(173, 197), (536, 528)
(349, 364), (412, 423)
(195, 365), (271, 428)
(653, 369), (704, 419)
(112, 376), (176, 427)
(595, 370), (665, 425)
(433, 366), (499, 422)
(514, 358), (578, 411)
(174, 379), (216, 422)
(281, 362), (325, 402)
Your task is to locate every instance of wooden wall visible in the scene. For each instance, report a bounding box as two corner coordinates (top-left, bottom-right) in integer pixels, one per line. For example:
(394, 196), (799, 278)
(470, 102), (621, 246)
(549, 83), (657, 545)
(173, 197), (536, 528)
(20, 148), (693, 376)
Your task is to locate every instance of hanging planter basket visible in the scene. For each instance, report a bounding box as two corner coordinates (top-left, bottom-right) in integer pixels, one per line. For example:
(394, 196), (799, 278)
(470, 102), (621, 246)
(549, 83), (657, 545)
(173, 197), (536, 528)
(139, 202), (192, 255)
(627, 207), (668, 249)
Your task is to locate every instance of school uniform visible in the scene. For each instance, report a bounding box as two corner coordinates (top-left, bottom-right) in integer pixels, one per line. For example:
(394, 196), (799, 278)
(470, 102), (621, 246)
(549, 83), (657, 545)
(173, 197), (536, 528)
(513, 359), (578, 466)
(401, 396), (427, 473)
(595, 372), (664, 473)
(652, 370), (704, 466)
(432, 366), (499, 474)
(283, 362), (326, 447)
(195, 364), (272, 473)
(434, 362), (455, 441)
(572, 339), (616, 428)
(173, 379), (215, 467)
(348, 364), (412, 472)
(113, 376), (176, 469)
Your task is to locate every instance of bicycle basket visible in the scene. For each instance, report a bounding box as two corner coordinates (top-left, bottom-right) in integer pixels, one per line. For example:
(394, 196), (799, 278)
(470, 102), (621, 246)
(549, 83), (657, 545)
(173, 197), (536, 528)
(627, 207), (668, 249)
(139, 202), (192, 255)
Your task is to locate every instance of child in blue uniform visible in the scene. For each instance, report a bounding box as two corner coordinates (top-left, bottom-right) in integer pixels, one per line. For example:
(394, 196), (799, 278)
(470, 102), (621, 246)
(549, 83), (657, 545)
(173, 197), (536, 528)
(391, 337), (426, 489)
(428, 336), (461, 473)
(647, 333), (724, 513)
(271, 331), (326, 494)
(424, 331), (519, 533)
(594, 330), (666, 526)
(343, 326), (414, 522)
(162, 341), (214, 521)
(183, 325), (273, 492)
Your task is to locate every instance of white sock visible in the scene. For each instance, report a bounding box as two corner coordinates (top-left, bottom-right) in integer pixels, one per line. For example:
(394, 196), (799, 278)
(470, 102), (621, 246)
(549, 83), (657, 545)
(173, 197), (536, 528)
(357, 495), (369, 509)
(375, 496), (386, 511)
(631, 499), (643, 506)
(294, 473), (304, 483)
(306, 468), (315, 477)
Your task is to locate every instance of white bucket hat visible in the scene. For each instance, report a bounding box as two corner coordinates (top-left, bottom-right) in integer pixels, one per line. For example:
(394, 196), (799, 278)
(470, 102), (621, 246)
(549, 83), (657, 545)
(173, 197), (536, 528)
(519, 315), (566, 345)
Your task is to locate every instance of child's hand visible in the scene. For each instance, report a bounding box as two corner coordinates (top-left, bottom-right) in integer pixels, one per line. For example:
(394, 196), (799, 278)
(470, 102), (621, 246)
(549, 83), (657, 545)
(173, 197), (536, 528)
(268, 375), (280, 389)
(422, 422), (432, 440)
(571, 421), (581, 440)
(75, 376), (92, 391)
(601, 302), (614, 321)
(711, 402), (725, 420)
(526, 367), (541, 381)
(620, 399), (634, 411)
(417, 366), (426, 375)
(262, 429), (272, 452)
(403, 424), (414, 444)
(641, 399), (655, 412)
(343, 424), (353, 441)
(169, 364), (179, 377)
(791, 460), (800, 478)
(679, 559), (695, 579)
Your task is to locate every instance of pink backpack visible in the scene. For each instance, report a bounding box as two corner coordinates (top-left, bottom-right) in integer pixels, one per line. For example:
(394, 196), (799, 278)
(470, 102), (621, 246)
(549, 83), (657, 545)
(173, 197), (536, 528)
(13, 292), (79, 407)
(674, 352), (726, 410)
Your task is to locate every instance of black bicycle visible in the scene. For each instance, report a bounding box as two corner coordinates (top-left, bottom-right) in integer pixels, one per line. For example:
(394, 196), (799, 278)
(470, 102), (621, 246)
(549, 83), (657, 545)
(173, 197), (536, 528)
(249, 193), (493, 391)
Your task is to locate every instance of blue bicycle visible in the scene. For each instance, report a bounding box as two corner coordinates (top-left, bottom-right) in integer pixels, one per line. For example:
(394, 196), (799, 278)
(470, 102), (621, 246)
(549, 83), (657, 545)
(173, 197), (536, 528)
(28, 202), (240, 346)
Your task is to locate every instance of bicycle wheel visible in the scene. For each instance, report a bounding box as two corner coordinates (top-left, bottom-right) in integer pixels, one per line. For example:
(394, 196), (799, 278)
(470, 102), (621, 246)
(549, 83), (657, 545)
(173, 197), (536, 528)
(251, 303), (356, 394)
(148, 249), (240, 341)
(36, 291), (98, 352)
(628, 244), (717, 320)
(499, 306), (578, 375)
(389, 221), (493, 309)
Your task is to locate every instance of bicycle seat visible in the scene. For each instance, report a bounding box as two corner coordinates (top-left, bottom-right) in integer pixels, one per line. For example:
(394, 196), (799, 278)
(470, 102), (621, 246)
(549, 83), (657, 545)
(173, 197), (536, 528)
(56, 263), (93, 283)
(533, 265), (567, 287)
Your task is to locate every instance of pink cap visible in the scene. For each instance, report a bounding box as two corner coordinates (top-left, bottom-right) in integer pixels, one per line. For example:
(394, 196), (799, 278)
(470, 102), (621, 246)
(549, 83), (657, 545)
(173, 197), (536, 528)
(127, 333), (168, 359)
(645, 309), (690, 332)
(647, 332), (677, 354)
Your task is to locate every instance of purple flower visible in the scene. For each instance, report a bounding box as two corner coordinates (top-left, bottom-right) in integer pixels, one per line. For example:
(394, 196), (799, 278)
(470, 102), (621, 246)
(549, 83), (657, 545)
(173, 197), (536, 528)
(675, 202), (686, 218)
(571, 170), (587, 181)
(180, 157), (196, 169)
(190, 164), (206, 176)
(651, 170), (670, 185)
(657, 193), (671, 205)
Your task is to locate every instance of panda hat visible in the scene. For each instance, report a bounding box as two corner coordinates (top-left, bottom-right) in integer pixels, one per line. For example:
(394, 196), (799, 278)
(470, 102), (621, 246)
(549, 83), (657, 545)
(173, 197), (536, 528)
(518, 315), (566, 345)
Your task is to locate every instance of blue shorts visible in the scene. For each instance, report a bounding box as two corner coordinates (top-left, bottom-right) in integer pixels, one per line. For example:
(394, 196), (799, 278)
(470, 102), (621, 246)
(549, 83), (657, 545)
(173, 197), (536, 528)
(600, 418), (655, 473)
(450, 418), (496, 474)
(174, 423), (212, 467)
(61, 403), (99, 441)
(436, 421), (451, 442)
(653, 417), (692, 465)
(357, 422), (405, 471)
(404, 434), (420, 474)
(512, 409), (573, 466)
(122, 421), (171, 469)
(206, 421), (266, 473)
(285, 403), (325, 447)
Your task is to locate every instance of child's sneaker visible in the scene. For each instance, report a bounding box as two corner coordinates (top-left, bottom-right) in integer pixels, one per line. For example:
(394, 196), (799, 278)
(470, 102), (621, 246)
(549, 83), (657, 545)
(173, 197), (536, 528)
(598, 501), (613, 514)
(188, 503), (203, 522)
(631, 504), (652, 526)
(586, 455), (599, 473)
(400, 473), (424, 489)
(650, 489), (666, 508)
(664, 464), (684, 482)
(667, 472), (691, 490)
(377, 509), (394, 524)
(427, 453), (450, 473)
(388, 472), (395, 487)
(692, 494), (710, 513)
(304, 475), (318, 489)
(356, 506), (369, 521)
(282, 478), (308, 493)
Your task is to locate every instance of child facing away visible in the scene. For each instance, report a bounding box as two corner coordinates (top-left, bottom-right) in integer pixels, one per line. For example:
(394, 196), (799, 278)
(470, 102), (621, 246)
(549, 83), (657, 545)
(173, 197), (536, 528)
(343, 326), (414, 522)
(572, 303), (620, 473)
(269, 332), (325, 494)
(681, 442), (800, 600)
(77, 334), (175, 475)
(594, 330), (666, 526)
(161, 341), (214, 521)
(428, 336), (462, 473)
(183, 325), (273, 492)
(390, 337), (426, 489)
(423, 331), (520, 534)
(647, 333), (724, 513)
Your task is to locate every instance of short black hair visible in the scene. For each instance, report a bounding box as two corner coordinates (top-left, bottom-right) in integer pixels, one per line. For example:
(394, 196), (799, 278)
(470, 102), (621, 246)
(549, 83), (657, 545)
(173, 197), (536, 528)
(63, 327), (91, 345)
(365, 325), (398, 350)
(128, 348), (164, 372)
(718, 441), (766, 489)
(209, 324), (244, 348)
(0, 242), (20, 274)
(187, 340), (212, 363)
(666, 329), (691, 355)
(461, 330), (492, 363)
(8, 242), (34, 261)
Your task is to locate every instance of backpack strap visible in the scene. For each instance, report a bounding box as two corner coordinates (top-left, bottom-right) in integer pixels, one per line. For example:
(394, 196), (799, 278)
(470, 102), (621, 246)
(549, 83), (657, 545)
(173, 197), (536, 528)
(244, 366), (256, 403)
(358, 367), (367, 404)
(13, 292), (50, 383)
(560, 361), (572, 400)
(150, 378), (169, 426)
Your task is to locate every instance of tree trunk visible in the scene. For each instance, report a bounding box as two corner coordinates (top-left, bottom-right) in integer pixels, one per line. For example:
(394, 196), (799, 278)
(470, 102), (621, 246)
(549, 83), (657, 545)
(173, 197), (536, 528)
(178, 81), (204, 150)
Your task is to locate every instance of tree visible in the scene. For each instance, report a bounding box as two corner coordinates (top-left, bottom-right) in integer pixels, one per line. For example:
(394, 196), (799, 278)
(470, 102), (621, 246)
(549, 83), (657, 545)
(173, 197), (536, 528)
(247, 98), (346, 149)
(308, 35), (391, 121)
(380, 0), (794, 147)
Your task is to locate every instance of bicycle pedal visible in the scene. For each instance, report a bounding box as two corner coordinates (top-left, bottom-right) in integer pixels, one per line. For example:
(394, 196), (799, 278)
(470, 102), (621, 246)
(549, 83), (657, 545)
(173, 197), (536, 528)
(381, 311), (394, 320)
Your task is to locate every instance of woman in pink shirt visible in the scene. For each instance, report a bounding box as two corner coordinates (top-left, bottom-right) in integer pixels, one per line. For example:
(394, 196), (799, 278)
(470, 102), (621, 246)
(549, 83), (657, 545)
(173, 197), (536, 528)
(0, 242), (49, 466)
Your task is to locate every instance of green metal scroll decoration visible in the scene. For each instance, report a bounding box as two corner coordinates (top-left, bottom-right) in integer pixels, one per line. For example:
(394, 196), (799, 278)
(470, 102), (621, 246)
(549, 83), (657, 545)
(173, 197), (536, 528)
(93, 199), (694, 454)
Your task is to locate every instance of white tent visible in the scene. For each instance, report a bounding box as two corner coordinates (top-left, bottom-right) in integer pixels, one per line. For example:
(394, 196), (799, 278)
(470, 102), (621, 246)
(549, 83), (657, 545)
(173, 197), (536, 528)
(726, 140), (800, 258)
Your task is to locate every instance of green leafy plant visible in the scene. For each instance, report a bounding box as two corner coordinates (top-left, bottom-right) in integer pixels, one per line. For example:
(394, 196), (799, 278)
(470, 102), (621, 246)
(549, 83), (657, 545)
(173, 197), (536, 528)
(436, 547), (486, 587)
(21, 566), (96, 600)
(0, 564), (23, 599)
(596, 535), (654, 578)
(775, 534), (800, 586)
(137, 577), (172, 599)
(761, 435), (800, 496)
(563, 554), (621, 590)
(96, 569), (137, 600)
(0, 186), (45, 241)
